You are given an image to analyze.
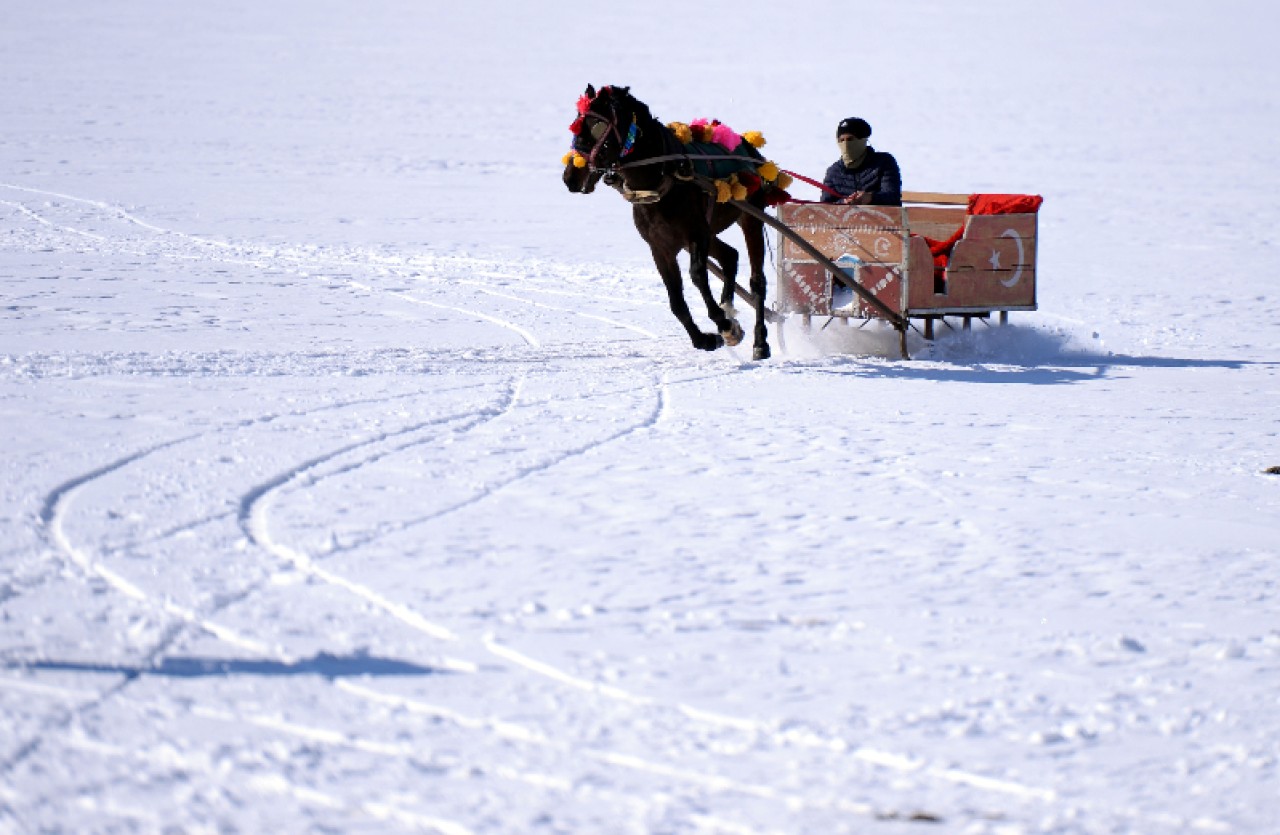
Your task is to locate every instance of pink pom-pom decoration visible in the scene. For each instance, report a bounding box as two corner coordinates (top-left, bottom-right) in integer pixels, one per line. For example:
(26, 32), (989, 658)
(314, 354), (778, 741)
(710, 123), (742, 151)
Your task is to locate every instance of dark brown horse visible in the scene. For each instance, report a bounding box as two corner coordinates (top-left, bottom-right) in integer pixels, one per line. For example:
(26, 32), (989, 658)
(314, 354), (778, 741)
(562, 85), (782, 360)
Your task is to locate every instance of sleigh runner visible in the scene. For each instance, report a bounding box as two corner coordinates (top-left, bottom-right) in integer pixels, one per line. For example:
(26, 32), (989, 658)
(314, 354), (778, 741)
(772, 192), (1043, 340)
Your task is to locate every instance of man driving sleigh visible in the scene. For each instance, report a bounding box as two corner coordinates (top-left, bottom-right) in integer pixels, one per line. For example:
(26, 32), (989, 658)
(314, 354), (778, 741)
(820, 117), (902, 207)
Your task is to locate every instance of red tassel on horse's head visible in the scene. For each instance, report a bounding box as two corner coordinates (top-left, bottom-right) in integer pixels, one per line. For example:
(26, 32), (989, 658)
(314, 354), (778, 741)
(572, 85), (597, 134)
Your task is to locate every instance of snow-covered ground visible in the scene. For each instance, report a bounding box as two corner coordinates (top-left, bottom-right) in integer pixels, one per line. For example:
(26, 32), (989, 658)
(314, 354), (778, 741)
(3, 2), (1279, 832)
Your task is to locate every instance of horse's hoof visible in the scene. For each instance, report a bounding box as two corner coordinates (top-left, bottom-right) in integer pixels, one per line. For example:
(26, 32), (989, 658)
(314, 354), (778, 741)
(753, 343), (771, 361)
(720, 321), (744, 347)
(695, 333), (724, 351)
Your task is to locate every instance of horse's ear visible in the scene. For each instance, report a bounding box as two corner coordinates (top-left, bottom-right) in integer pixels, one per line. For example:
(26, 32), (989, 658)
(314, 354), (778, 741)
(585, 84), (596, 98)
(617, 86), (630, 97)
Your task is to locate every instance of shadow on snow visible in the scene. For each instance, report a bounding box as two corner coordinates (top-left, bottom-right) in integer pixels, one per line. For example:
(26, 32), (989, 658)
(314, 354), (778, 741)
(778, 321), (1277, 385)
(12, 651), (443, 680)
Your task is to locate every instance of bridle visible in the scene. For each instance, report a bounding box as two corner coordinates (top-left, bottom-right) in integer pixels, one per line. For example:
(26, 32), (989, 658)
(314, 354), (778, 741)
(582, 105), (685, 204)
(573, 95), (639, 173)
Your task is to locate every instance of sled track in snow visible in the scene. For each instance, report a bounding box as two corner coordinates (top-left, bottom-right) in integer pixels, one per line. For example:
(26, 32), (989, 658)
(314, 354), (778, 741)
(0, 340), (675, 382)
(9, 387), (505, 791)
(39, 436), (274, 656)
(0, 670), (928, 830)
(228, 361), (1059, 822)
(6, 182), (1090, 829)
(1, 182), (665, 348)
(238, 375), (528, 658)
(0, 679), (477, 835)
(330, 369), (670, 555)
(34, 384), (495, 647)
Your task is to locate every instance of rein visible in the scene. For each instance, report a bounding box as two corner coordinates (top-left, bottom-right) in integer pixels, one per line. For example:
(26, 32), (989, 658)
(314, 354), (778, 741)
(780, 168), (844, 201)
(616, 152), (763, 170)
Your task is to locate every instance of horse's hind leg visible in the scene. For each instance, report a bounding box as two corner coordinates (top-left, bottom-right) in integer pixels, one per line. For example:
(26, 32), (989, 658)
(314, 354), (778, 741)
(689, 239), (743, 347)
(708, 237), (740, 312)
(749, 270), (770, 359)
(652, 248), (722, 352)
(739, 213), (771, 360)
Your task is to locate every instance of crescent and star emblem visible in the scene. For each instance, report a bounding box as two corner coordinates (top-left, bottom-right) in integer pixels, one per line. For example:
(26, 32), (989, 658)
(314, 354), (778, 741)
(998, 228), (1025, 288)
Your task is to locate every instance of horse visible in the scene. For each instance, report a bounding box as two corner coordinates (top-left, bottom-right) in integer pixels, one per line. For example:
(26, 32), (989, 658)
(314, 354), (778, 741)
(561, 84), (786, 361)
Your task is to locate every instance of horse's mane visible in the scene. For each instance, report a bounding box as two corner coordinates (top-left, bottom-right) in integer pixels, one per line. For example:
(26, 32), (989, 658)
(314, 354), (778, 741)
(606, 86), (657, 127)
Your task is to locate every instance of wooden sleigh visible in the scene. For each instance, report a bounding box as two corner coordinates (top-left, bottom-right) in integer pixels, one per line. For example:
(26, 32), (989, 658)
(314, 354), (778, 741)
(768, 191), (1042, 344)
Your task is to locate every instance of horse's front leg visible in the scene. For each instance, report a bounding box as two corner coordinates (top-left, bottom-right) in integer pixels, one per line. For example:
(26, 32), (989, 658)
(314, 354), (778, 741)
(689, 239), (743, 347)
(652, 248), (722, 352)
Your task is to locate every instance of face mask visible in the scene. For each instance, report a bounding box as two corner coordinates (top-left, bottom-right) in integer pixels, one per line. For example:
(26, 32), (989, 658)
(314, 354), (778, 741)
(839, 138), (868, 167)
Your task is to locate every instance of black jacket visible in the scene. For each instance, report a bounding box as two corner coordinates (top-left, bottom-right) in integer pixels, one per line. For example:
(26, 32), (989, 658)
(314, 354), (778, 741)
(820, 147), (902, 206)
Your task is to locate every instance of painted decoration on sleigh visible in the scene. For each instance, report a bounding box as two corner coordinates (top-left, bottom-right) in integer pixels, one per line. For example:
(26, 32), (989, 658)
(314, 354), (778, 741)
(776, 199), (1040, 319)
(776, 205), (910, 318)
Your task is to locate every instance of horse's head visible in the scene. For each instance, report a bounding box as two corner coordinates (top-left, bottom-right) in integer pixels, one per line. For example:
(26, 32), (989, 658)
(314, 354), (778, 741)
(562, 84), (642, 195)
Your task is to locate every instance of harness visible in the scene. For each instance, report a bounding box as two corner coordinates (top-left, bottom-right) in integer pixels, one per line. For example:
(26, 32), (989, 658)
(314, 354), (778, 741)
(569, 90), (786, 207)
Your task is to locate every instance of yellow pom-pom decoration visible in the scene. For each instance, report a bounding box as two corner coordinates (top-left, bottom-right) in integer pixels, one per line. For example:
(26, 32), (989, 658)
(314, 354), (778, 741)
(730, 177), (748, 201)
(743, 131), (766, 149)
(757, 161), (780, 181)
(668, 122), (693, 144)
(561, 151), (573, 166)
(572, 152), (587, 168)
(715, 180), (732, 203)
(775, 172), (794, 190)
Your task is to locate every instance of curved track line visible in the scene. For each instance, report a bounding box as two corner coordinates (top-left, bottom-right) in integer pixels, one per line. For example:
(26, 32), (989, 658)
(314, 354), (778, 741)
(486, 637), (1055, 803)
(7, 677), (632, 831)
(1, 182), (211, 239)
(239, 687), (612, 806)
(345, 279), (540, 348)
(338, 372), (668, 555)
(0, 199), (107, 241)
(336, 681), (911, 823)
(13, 394), (506, 787)
(240, 379), (525, 653)
(4, 183), (658, 345)
(36, 388), (488, 661)
(5, 183), (657, 356)
(461, 278), (666, 309)
(471, 286), (660, 339)
(482, 639), (651, 706)
(251, 774), (473, 835)
(335, 680), (548, 746)
(41, 437), (272, 656)
(248, 516), (459, 644)
(297, 375), (1023, 809)
(53, 724), (475, 835)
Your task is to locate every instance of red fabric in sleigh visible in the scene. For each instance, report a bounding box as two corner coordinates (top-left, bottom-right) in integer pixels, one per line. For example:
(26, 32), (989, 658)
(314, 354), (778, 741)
(968, 193), (1044, 216)
(921, 193), (1043, 279)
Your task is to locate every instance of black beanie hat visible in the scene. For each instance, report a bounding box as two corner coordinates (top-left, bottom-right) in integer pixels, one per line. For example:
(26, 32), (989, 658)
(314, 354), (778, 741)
(837, 117), (872, 139)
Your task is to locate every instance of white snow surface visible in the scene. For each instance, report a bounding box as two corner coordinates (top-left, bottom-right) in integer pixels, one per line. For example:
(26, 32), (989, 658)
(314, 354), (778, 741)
(3, 1), (1279, 832)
